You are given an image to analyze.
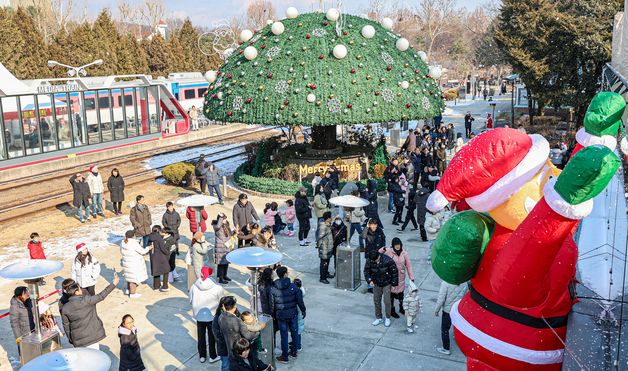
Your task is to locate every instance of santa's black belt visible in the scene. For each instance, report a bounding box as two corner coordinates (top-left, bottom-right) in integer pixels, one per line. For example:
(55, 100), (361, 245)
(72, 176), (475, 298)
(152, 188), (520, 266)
(469, 286), (569, 329)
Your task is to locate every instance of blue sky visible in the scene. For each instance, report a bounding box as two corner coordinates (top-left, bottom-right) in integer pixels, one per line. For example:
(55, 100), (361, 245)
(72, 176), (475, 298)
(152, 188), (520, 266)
(90, 0), (494, 27)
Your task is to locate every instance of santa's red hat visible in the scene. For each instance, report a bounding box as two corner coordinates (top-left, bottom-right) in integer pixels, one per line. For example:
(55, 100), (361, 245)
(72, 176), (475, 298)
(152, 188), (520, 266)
(201, 266), (213, 280)
(75, 242), (87, 252)
(427, 128), (549, 213)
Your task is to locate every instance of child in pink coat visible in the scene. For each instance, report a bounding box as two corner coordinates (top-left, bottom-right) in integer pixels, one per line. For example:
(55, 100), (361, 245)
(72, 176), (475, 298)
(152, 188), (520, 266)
(284, 200), (296, 237)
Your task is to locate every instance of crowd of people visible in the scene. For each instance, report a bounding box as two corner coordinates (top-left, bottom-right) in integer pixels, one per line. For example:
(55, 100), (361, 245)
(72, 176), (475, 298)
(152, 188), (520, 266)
(12, 120), (550, 369)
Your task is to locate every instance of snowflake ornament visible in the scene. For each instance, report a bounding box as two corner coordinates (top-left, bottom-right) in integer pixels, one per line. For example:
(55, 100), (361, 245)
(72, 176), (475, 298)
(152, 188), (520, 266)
(266, 46), (281, 58)
(232, 96), (244, 111)
(381, 52), (394, 65)
(312, 28), (327, 37)
(422, 96), (431, 110)
(381, 88), (394, 103)
(275, 80), (289, 94)
(327, 98), (341, 113)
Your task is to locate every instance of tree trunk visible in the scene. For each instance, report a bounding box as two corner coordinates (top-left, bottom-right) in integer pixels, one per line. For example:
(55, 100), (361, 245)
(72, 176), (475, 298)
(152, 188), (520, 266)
(528, 90), (535, 126)
(311, 125), (337, 150)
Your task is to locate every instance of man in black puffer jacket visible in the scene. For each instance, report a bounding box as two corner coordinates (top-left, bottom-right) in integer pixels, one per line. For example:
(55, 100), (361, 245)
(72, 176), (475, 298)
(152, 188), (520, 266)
(364, 250), (398, 328)
(294, 187), (312, 246)
(361, 179), (382, 229)
(269, 266), (306, 364)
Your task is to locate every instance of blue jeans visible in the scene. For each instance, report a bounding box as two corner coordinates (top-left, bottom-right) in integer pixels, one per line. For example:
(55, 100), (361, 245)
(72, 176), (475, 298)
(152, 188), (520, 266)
(76, 201), (89, 222)
(278, 317), (300, 358)
(350, 223), (364, 247)
(220, 355), (229, 371)
(91, 193), (103, 215)
(388, 192), (394, 211)
(208, 184), (222, 201)
(287, 223), (294, 232)
(142, 235), (150, 247)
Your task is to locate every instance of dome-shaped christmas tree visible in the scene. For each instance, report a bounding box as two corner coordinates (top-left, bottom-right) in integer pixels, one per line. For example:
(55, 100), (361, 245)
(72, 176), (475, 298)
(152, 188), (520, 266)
(203, 9), (445, 148)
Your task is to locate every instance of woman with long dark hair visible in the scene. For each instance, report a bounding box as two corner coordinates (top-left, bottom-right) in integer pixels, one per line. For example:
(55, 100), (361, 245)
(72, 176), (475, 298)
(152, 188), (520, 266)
(71, 243), (100, 296)
(107, 168), (125, 215)
(213, 213), (235, 284)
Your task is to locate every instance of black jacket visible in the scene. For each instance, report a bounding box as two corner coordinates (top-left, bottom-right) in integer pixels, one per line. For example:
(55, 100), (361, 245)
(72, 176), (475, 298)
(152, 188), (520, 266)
(259, 283), (272, 315)
(415, 187), (430, 224)
(162, 210), (182, 240)
(389, 183), (404, 207)
(294, 191), (312, 219)
(364, 253), (399, 287)
(362, 179), (379, 219)
(362, 227), (386, 254)
(118, 326), (145, 371)
(331, 222), (347, 248)
(148, 232), (171, 276)
(229, 354), (269, 371)
(406, 189), (417, 211)
(269, 277), (306, 320)
(107, 175), (125, 203)
(70, 175), (91, 207)
(212, 312), (228, 357)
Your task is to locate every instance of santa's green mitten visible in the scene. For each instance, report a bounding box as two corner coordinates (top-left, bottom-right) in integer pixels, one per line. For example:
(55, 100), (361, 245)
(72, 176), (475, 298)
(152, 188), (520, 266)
(432, 211), (495, 285)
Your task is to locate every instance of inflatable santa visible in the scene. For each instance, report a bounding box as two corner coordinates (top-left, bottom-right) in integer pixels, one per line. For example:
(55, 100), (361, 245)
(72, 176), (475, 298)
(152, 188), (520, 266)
(426, 92), (624, 370)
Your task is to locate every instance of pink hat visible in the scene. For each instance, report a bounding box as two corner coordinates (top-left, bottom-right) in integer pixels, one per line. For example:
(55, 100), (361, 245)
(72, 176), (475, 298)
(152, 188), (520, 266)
(75, 243), (87, 252)
(201, 266), (213, 281)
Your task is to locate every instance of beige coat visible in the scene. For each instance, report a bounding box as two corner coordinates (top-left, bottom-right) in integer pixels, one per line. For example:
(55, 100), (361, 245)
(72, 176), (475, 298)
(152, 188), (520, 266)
(130, 205), (152, 237)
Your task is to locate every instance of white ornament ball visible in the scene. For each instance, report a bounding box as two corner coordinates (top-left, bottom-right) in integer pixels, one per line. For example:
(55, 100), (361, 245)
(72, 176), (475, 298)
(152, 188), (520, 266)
(401, 81), (409, 89)
(266, 19), (274, 25)
(333, 44), (348, 59)
(240, 29), (253, 42)
(418, 51), (428, 63)
(307, 93), (316, 103)
(429, 66), (442, 79)
(396, 38), (409, 51)
(243, 46), (258, 60)
(217, 92), (223, 100)
(204, 70), (217, 83)
(326, 8), (340, 21)
(381, 17), (393, 30)
(223, 48), (235, 58)
(361, 25), (375, 39)
(286, 7), (299, 19)
(271, 21), (285, 35)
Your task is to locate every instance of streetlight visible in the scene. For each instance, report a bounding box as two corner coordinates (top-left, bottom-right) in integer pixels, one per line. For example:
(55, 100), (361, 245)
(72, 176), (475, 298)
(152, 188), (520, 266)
(47, 59), (103, 77)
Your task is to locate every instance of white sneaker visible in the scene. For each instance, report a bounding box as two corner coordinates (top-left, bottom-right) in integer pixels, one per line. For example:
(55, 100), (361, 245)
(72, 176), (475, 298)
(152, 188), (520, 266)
(437, 347), (451, 355)
(414, 324), (419, 329)
(159, 287), (170, 292)
(407, 326), (414, 333)
(372, 318), (383, 326)
(299, 240), (306, 246)
(129, 293), (142, 299)
(384, 318), (391, 327)
(208, 357), (220, 363)
(199, 357), (206, 363)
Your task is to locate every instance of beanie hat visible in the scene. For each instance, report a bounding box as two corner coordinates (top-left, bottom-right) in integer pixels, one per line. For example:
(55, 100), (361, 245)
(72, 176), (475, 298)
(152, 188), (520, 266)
(426, 128), (549, 213)
(75, 243), (87, 252)
(201, 266), (213, 281)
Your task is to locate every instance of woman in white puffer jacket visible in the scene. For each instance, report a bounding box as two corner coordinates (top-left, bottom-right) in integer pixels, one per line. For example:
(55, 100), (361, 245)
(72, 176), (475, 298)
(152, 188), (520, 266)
(72, 242), (101, 296)
(120, 230), (152, 298)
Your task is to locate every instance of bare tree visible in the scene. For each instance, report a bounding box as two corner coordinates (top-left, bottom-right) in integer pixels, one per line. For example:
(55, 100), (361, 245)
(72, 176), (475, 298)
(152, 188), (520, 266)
(50, 0), (75, 32)
(416, 0), (461, 62)
(246, 0), (276, 30)
(139, 0), (166, 34)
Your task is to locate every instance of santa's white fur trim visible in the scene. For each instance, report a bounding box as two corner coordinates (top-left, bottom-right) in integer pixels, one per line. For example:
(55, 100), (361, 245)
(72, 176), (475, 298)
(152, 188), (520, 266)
(467, 134), (550, 212)
(450, 301), (564, 365)
(543, 178), (593, 220)
(620, 136), (628, 155)
(426, 190), (448, 212)
(576, 128), (616, 150)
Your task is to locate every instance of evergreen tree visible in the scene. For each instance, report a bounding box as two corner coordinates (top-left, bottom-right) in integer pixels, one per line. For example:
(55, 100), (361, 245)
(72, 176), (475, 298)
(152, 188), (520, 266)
(64, 22), (99, 73)
(168, 35), (185, 73)
(175, 19), (199, 72)
(0, 8), (26, 78)
(92, 10), (120, 75)
(47, 29), (70, 78)
(13, 7), (49, 78)
(252, 142), (269, 177)
(144, 34), (170, 77)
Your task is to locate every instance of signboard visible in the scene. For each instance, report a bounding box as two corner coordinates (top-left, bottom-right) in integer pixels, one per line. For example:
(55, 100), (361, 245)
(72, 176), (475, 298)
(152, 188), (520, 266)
(299, 162), (361, 175)
(36, 84), (80, 94)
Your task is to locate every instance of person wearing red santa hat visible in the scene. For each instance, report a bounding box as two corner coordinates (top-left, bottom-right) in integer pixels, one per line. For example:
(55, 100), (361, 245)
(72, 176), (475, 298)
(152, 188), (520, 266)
(429, 141), (620, 370)
(71, 243), (101, 296)
(189, 266), (225, 364)
(86, 165), (105, 219)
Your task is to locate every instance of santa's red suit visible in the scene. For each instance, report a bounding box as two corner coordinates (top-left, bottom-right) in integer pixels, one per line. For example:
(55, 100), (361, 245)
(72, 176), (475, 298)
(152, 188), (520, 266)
(427, 125), (621, 370)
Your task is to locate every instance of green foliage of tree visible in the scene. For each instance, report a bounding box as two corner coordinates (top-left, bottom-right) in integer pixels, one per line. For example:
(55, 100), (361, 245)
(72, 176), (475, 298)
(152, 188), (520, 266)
(496, 0), (623, 124)
(13, 7), (50, 78)
(144, 34), (170, 77)
(0, 8), (26, 78)
(91, 10), (120, 75)
(168, 35), (185, 73)
(369, 140), (389, 173)
(251, 142), (269, 177)
(117, 34), (149, 75)
(175, 19), (200, 72)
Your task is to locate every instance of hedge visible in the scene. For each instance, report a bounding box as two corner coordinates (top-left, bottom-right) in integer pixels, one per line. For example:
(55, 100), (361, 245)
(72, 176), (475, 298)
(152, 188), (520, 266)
(162, 162), (195, 186)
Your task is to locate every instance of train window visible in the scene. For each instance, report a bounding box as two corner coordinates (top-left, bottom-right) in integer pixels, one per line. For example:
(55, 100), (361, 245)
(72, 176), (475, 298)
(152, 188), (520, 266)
(184, 89), (196, 100)
(84, 98), (96, 110)
(124, 94), (133, 106)
(2, 96), (24, 158)
(198, 88), (207, 97)
(98, 96), (110, 109)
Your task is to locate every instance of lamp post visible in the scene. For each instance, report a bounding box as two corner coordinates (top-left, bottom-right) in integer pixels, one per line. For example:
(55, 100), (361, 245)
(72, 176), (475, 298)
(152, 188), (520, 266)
(47, 59), (103, 77)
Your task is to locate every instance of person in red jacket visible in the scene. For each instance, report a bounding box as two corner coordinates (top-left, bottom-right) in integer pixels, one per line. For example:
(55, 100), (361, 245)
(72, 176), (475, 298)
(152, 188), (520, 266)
(27, 232), (46, 260)
(186, 206), (208, 234)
